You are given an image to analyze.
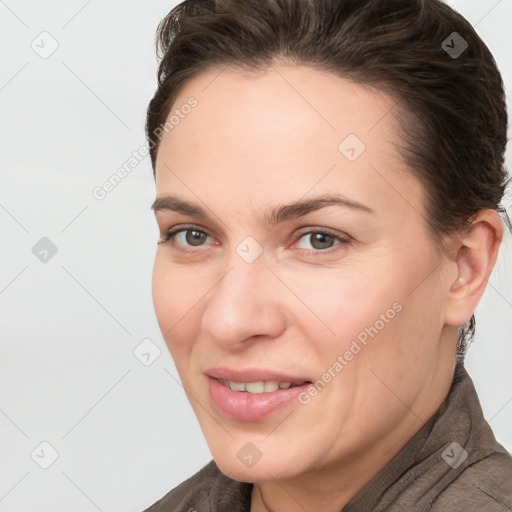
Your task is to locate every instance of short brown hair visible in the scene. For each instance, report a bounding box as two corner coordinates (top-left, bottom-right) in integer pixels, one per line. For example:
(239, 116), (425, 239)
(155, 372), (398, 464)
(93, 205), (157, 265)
(145, 0), (510, 360)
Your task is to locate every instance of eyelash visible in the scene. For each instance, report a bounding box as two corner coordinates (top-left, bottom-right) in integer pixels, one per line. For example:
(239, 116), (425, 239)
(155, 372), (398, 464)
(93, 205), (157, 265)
(158, 224), (352, 255)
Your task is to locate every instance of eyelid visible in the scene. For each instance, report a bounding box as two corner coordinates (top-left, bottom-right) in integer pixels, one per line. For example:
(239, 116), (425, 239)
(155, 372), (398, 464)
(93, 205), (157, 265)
(291, 226), (352, 243)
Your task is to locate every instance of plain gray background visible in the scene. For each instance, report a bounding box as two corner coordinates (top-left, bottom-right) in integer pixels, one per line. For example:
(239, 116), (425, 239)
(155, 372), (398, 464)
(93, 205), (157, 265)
(1, 1), (511, 511)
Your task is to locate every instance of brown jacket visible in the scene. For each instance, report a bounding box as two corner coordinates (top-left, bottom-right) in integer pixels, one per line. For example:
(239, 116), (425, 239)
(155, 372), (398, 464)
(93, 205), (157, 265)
(143, 364), (512, 511)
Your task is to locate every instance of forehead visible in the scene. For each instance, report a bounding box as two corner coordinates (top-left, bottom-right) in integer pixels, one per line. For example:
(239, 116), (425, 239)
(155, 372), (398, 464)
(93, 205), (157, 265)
(154, 63), (424, 220)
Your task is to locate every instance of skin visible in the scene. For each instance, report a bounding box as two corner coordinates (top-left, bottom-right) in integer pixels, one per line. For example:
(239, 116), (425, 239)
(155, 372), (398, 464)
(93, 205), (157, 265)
(151, 63), (503, 512)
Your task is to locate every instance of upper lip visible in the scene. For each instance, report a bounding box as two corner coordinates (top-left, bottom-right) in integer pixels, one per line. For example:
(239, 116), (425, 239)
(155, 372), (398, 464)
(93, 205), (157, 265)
(205, 367), (311, 384)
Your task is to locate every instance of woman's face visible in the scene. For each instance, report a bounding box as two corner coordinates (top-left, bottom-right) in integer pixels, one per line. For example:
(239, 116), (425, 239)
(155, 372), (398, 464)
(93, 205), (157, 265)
(151, 64), (458, 483)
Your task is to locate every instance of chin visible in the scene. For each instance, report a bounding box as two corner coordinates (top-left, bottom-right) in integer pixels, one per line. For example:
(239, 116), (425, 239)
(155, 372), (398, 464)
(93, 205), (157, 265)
(215, 457), (296, 483)
(209, 437), (310, 484)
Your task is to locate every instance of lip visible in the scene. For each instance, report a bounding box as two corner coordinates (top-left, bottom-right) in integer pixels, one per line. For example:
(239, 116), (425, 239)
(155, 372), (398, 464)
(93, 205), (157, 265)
(205, 367), (313, 422)
(205, 367), (311, 384)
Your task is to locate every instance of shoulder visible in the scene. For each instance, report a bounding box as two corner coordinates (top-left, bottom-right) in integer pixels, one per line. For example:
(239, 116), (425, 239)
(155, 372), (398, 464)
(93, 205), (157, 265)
(430, 449), (512, 511)
(141, 460), (251, 512)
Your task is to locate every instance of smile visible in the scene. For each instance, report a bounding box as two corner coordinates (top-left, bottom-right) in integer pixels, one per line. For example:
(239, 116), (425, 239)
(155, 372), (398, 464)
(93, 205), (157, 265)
(217, 379), (307, 393)
(208, 376), (313, 421)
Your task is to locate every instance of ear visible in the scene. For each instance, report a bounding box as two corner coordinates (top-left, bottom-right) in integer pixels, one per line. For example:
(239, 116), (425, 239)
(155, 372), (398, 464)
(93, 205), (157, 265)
(444, 209), (504, 328)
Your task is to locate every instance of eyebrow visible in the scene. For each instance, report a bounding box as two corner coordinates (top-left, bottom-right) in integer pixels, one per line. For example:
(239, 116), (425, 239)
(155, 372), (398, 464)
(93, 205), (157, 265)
(151, 193), (374, 225)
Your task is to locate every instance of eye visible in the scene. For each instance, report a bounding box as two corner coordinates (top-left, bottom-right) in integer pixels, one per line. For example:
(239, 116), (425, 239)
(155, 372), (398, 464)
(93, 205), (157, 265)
(158, 226), (213, 248)
(293, 229), (350, 252)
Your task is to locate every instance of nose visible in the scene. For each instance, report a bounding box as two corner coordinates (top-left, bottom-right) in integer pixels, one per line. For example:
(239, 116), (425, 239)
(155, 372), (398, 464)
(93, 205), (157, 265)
(200, 257), (287, 348)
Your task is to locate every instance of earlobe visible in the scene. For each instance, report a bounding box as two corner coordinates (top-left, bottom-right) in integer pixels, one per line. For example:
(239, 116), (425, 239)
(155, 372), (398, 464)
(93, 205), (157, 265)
(444, 210), (504, 327)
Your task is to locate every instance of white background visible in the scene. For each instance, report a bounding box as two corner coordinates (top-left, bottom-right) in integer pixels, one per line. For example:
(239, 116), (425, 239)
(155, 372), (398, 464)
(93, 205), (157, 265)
(0, 1), (511, 511)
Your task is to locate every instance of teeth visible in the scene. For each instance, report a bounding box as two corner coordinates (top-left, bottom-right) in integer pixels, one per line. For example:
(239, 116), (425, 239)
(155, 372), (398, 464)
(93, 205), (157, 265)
(264, 381), (280, 392)
(245, 382), (265, 393)
(229, 381), (245, 392)
(223, 379), (299, 393)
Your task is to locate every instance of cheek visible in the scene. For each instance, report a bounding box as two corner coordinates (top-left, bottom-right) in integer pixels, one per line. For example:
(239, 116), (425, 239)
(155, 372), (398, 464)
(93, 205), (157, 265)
(152, 256), (176, 334)
(151, 255), (206, 353)
(282, 260), (441, 382)
(280, 266), (400, 352)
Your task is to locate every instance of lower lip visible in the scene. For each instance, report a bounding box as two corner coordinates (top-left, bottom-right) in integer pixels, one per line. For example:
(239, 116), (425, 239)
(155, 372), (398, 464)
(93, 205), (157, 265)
(208, 377), (310, 422)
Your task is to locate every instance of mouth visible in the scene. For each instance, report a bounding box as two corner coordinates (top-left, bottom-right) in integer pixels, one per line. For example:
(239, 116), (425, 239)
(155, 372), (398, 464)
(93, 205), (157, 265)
(206, 370), (314, 421)
(217, 378), (310, 393)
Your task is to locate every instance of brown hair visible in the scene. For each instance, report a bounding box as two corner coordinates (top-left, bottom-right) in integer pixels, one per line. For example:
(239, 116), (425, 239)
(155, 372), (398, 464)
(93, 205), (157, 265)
(145, 0), (510, 360)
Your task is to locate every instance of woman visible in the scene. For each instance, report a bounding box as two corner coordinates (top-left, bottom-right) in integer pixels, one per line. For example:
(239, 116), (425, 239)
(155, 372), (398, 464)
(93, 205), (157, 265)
(143, 0), (512, 510)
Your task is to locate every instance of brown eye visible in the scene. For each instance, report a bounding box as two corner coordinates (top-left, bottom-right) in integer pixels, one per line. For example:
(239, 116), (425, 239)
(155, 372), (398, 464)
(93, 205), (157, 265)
(308, 233), (336, 250)
(185, 229), (208, 246)
(295, 230), (349, 252)
(159, 227), (212, 247)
